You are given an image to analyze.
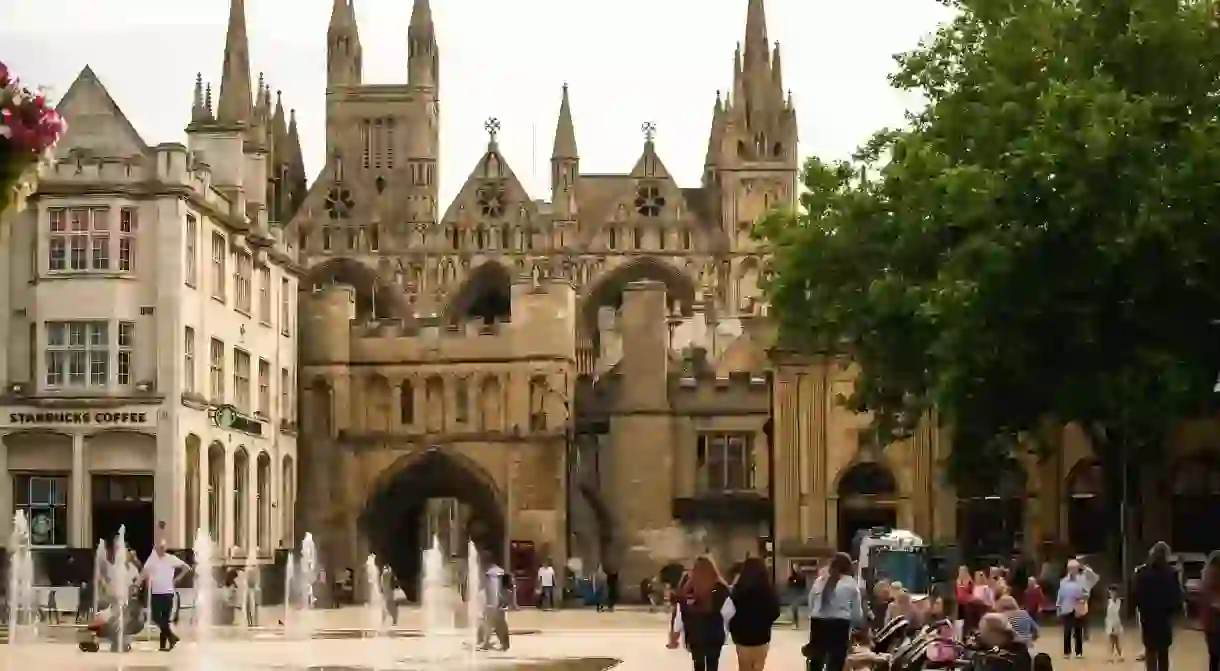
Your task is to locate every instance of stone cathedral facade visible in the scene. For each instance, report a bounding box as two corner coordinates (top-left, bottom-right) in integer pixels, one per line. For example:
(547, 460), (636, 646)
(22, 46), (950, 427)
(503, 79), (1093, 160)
(287, 0), (795, 590)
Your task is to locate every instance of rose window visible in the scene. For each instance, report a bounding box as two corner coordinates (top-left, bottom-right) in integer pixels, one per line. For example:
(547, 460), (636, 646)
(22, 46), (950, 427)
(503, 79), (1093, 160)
(477, 183), (506, 218)
(634, 184), (666, 217)
(325, 187), (355, 220)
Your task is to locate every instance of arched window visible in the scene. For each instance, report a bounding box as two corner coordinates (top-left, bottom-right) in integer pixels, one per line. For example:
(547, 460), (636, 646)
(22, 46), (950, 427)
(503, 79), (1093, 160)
(234, 448), (249, 550)
(426, 376), (445, 431)
(281, 455), (295, 548)
(455, 378), (470, 424)
(480, 377), (501, 431)
(400, 380), (415, 425)
(207, 442), (225, 544)
(256, 452), (271, 553)
(184, 434), (201, 542)
(1066, 459), (1106, 555)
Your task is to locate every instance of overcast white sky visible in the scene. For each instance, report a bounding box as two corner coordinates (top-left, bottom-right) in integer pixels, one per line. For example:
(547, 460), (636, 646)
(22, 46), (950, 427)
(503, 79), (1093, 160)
(1, 0), (950, 205)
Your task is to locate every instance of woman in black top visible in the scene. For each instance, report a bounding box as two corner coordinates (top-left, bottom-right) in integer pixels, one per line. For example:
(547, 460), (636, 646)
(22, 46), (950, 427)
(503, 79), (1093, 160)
(729, 557), (781, 671)
(677, 556), (732, 671)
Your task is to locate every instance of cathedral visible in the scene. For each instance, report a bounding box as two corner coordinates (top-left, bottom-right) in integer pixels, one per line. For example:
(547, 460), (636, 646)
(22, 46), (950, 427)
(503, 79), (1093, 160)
(289, 0), (794, 594)
(179, 0), (1220, 599)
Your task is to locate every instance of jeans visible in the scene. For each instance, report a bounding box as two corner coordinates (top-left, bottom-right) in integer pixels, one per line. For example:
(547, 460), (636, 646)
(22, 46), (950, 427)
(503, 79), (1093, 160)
(690, 645), (722, 671)
(805, 617), (851, 671)
(538, 586), (555, 610)
(150, 593), (178, 649)
(1061, 613), (1084, 656)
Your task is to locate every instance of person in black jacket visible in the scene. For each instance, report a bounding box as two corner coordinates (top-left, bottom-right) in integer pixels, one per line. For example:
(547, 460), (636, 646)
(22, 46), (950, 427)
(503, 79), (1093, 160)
(676, 555), (732, 671)
(729, 557), (781, 671)
(1131, 541), (1183, 671)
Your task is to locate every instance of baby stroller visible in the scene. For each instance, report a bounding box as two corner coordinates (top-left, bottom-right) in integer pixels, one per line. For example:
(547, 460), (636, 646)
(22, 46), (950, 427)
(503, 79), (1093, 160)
(873, 616), (914, 654)
(77, 595), (146, 653)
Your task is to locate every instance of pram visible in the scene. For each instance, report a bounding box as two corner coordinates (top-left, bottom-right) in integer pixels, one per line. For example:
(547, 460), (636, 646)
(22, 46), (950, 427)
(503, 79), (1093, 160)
(77, 595), (146, 653)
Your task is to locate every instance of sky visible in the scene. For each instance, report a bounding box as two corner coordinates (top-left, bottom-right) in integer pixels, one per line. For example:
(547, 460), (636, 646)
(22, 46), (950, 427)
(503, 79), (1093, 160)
(1, 0), (951, 206)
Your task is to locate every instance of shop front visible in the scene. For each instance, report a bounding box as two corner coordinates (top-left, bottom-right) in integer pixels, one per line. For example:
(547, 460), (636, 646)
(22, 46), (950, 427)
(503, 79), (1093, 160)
(0, 404), (161, 554)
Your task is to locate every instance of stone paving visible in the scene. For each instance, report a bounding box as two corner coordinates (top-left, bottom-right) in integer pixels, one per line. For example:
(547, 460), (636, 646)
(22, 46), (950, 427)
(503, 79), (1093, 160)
(0, 605), (1211, 670)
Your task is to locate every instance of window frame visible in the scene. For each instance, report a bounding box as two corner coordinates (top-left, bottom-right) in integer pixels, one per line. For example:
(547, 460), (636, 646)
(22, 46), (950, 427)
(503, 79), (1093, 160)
(209, 338), (225, 402)
(695, 432), (756, 493)
(211, 232), (227, 302)
(233, 348), (252, 412)
(44, 320), (109, 389)
(184, 327), (196, 394)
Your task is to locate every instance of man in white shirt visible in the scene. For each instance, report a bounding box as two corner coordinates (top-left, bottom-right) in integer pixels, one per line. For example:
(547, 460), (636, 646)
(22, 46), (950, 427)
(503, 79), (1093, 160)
(537, 560), (557, 611)
(141, 541), (191, 651)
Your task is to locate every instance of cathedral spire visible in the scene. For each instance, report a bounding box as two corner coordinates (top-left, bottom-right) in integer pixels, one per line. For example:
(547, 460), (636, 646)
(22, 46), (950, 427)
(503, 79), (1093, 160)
(551, 83), (578, 160)
(328, 0), (362, 87)
(216, 0), (254, 126)
(408, 0), (439, 89)
(191, 73), (208, 123)
(743, 0), (769, 68)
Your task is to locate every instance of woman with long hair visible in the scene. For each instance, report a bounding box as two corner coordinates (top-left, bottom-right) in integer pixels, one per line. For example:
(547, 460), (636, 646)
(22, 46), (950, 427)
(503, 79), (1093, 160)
(667, 570), (691, 649)
(728, 557), (780, 671)
(803, 552), (864, 671)
(674, 556), (733, 671)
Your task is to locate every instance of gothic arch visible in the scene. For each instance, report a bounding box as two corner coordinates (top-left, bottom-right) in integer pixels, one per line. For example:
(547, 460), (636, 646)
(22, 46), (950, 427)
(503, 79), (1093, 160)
(835, 460), (900, 498)
(1065, 458), (1105, 555)
(360, 447), (507, 600)
(442, 260), (513, 324)
(304, 257), (410, 320)
(579, 256), (696, 345)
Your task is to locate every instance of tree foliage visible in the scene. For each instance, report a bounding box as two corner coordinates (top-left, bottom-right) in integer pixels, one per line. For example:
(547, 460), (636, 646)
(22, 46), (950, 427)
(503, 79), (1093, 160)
(758, 0), (1220, 483)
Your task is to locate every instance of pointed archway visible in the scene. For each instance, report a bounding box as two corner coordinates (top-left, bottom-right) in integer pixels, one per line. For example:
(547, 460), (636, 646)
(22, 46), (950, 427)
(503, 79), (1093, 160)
(836, 460), (899, 553)
(359, 448), (506, 601)
(579, 257), (696, 349)
(442, 261), (513, 324)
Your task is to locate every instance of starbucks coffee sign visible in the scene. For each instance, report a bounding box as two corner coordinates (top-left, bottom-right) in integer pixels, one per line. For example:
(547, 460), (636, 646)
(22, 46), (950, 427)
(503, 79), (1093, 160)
(2, 407), (157, 429)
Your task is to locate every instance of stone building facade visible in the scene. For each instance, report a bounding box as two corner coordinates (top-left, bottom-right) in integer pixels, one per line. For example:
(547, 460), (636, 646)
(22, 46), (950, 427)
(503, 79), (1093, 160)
(0, 2), (306, 565)
(287, 0), (794, 591)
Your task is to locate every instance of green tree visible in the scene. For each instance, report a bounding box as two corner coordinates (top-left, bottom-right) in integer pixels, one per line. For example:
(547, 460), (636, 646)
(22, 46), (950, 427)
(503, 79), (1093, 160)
(758, 0), (1220, 544)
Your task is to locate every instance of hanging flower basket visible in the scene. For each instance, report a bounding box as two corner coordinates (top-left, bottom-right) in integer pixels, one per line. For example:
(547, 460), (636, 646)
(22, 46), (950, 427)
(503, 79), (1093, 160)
(0, 61), (66, 213)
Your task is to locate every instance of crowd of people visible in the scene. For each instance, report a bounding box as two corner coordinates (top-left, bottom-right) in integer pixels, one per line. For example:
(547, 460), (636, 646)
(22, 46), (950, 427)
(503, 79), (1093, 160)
(661, 542), (1220, 671)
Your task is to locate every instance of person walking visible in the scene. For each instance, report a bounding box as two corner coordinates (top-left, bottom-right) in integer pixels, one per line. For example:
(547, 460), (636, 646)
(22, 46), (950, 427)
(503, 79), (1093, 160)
(786, 564), (808, 628)
(380, 565), (398, 627)
(140, 541), (191, 652)
(803, 552), (864, 671)
(536, 560), (556, 611)
(1132, 542), (1183, 671)
(674, 556), (732, 671)
(727, 557), (780, 671)
(592, 564), (607, 612)
(1200, 551), (1220, 671)
(1056, 559), (1090, 659)
(1104, 584), (1125, 662)
(477, 556), (511, 651)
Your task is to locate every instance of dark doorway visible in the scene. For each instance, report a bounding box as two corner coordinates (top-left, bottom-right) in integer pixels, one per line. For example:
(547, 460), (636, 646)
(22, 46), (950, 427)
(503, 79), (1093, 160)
(360, 448), (505, 602)
(1170, 456), (1220, 553)
(956, 466), (1026, 564)
(91, 474), (155, 560)
(839, 506), (899, 554)
(836, 460), (901, 552)
(1066, 460), (1106, 556)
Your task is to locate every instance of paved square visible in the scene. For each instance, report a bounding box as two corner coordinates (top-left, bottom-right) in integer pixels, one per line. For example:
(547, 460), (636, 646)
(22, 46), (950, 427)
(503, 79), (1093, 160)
(1, 606), (1211, 670)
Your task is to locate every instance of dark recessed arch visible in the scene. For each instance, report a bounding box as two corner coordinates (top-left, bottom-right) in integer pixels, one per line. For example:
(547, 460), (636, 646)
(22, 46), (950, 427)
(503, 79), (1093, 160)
(579, 257), (696, 346)
(837, 461), (898, 498)
(304, 257), (410, 320)
(359, 447), (506, 601)
(443, 261), (513, 324)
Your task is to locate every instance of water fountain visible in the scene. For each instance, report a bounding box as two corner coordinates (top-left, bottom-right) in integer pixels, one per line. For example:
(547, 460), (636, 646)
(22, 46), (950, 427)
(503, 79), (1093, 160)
(107, 525), (130, 653)
(465, 541), (484, 665)
(296, 533), (319, 641)
(92, 540), (106, 621)
(192, 527), (216, 663)
(238, 548), (259, 628)
(283, 553), (296, 636)
(420, 536), (452, 664)
(7, 510), (35, 646)
(363, 555), (393, 670)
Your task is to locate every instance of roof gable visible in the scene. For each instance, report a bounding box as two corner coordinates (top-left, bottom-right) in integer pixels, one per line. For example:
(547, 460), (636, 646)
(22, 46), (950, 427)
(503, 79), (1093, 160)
(53, 66), (148, 159)
(441, 145), (536, 225)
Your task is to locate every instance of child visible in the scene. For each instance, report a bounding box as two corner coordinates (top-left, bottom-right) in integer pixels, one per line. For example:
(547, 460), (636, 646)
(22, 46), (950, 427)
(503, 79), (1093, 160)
(1104, 584), (1124, 661)
(1022, 576), (1045, 623)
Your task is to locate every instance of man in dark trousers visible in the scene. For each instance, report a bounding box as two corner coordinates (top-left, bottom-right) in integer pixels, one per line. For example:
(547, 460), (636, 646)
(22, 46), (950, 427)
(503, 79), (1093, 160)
(1132, 541), (1183, 671)
(140, 541), (191, 651)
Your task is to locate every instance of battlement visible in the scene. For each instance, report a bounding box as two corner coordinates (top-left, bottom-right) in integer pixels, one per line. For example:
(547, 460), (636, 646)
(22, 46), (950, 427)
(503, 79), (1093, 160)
(43, 145), (237, 219)
(303, 279), (577, 365)
(669, 370), (770, 414)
